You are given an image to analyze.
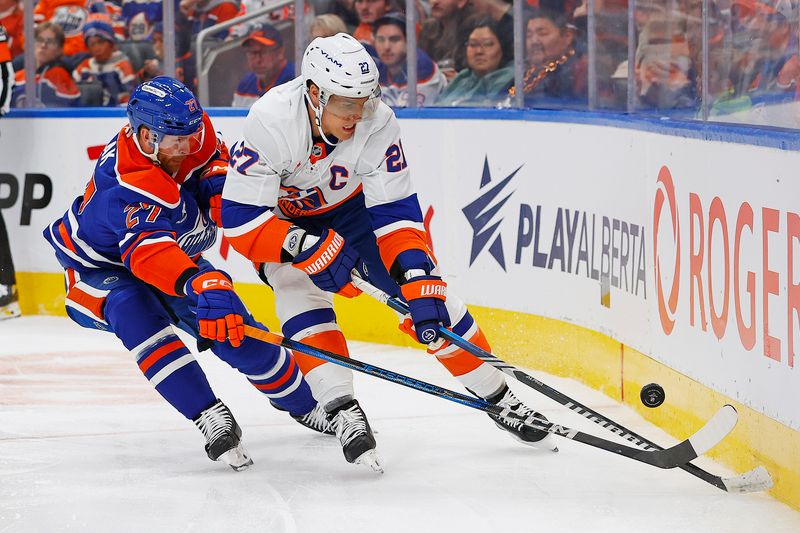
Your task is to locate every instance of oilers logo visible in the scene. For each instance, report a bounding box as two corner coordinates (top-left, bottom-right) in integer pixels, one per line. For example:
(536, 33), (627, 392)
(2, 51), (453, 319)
(177, 208), (218, 257)
(51, 6), (88, 37)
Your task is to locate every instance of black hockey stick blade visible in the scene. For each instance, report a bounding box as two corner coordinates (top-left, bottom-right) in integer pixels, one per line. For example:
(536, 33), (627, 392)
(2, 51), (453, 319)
(244, 325), (731, 471)
(350, 274), (773, 492)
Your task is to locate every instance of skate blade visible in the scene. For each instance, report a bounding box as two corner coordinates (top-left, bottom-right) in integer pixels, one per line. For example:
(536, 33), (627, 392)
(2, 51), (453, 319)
(219, 445), (254, 472)
(354, 449), (384, 474)
(505, 428), (559, 452)
(0, 302), (21, 321)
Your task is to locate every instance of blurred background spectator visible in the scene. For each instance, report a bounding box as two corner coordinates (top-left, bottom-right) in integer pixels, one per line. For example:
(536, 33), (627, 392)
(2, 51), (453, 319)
(12, 21), (79, 107)
(232, 22), (293, 107)
(309, 12), (348, 40)
(374, 12), (446, 106)
(121, 0), (163, 41)
(470, 0), (514, 58)
(634, 15), (697, 111)
(512, 8), (586, 107)
(353, 0), (390, 46)
(436, 17), (513, 106)
(0, 0), (23, 59)
(73, 14), (136, 105)
(33, 0), (106, 57)
(138, 21), (164, 82)
(418, 0), (474, 81)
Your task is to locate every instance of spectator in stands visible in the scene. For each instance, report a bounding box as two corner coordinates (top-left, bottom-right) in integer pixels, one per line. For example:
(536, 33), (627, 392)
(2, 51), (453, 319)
(177, 0), (240, 91)
(180, 0), (240, 35)
(121, 0), (163, 41)
(73, 15), (136, 106)
(139, 21), (164, 82)
(310, 13), (348, 40)
(373, 12), (446, 107)
(0, 0), (23, 58)
(436, 17), (513, 107)
(232, 23), (293, 108)
(12, 22), (80, 107)
(330, 0), (360, 30)
(418, 0), (475, 80)
(470, 0), (514, 58)
(353, 0), (390, 46)
(34, 0), (109, 57)
(512, 9), (587, 107)
(634, 16), (696, 110)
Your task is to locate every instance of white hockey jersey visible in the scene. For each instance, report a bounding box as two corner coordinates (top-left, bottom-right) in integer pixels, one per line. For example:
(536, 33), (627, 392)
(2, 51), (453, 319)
(221, 76), (429, 270)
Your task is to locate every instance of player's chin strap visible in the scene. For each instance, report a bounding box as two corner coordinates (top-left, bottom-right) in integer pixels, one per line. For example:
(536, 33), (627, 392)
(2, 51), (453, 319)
(131, 129), (162, 166)
(303, 88), (339, 147)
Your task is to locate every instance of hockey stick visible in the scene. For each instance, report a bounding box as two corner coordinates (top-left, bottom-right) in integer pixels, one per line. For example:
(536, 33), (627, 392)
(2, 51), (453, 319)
(243, 324), (737, 471)
(350, 274), (774, 493)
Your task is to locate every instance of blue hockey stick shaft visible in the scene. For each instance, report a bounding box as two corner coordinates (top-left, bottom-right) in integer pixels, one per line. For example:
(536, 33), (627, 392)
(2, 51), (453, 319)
(243, 324), (735, 471)
(349, 273), (771, 493)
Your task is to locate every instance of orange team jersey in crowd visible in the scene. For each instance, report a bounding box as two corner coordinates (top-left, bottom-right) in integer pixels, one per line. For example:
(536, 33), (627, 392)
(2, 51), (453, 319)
(34, 0), (95, 56)
(73, 50), (137, 105)
(12, 64), (80, 107)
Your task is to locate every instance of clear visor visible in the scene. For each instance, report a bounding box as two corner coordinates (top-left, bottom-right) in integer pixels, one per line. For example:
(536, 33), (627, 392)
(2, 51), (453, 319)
(323, 93), (380, 122)
(152, 123), (205, 157)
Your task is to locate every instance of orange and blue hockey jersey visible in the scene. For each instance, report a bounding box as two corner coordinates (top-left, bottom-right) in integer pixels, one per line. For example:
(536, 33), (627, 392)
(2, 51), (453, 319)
(73, 50), (137, 105)
(12, 61), (80, 107)
(44, 113), (229, 296)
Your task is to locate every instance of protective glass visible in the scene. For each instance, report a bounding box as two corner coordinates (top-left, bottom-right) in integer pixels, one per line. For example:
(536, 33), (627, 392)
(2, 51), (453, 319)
(324, 93), (379, 121)
(153, 124), (205, 157)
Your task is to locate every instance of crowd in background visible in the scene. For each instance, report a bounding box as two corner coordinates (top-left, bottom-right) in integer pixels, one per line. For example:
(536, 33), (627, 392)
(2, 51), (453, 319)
(1, 0), (799, 126)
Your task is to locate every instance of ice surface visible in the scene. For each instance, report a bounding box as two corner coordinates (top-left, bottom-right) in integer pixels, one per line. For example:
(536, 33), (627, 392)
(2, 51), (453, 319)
(1, 317), (798, 533)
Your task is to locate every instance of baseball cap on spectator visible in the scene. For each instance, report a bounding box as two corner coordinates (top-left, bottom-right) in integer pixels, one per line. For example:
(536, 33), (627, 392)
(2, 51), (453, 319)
(83, 15), (116, 45)
(243, 23), (283, 48)
(373, 12), (407, 37)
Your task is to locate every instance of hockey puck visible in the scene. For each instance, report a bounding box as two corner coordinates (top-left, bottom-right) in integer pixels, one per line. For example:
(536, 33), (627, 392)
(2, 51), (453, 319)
(640, 383), (665, 408)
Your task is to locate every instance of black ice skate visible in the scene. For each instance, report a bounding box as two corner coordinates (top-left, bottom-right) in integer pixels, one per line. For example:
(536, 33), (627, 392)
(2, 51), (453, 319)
(270, 400), (335, 435)
(193, 400), (253, 471)
(484, 385), (558, 452)
(328, 399), (383, 473)
(0, 284), (20, 321)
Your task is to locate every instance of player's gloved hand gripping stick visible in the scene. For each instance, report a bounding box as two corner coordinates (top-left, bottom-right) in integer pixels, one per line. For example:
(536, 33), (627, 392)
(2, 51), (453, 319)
(290, 228), (361, 297)
(186, 270), (246, 347)
(242, 323), (739, 472)
(399, 270), (450, 344)
(349, 272), (774, 494)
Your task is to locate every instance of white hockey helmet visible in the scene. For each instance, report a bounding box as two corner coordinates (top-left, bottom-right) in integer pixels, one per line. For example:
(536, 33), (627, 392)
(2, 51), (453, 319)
(301, 33), (380, 103)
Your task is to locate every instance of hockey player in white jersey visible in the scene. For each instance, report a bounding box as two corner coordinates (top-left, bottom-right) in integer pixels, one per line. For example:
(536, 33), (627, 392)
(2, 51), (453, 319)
(222, 33), (556, 471)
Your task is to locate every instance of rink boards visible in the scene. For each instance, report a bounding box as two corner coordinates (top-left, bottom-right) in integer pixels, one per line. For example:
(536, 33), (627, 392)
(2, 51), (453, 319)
(1, 109), (798, 509)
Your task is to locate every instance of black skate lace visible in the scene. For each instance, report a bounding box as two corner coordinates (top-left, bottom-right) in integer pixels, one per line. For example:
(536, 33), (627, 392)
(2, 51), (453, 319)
(334, 405), (368, 447)
(194, 402), (233, 444)
(497, 390), (535, 430)
(299, 404), (332, 432)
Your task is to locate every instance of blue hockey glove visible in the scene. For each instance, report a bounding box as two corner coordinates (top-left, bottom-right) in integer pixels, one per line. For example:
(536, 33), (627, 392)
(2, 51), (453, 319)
(400, 273), (450, 344)
(292, 229), (361, 298)
(186, 270), (247, 347)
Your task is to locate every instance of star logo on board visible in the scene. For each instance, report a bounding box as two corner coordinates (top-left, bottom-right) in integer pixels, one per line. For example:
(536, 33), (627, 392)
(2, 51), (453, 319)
(461, 156), (521, 271)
